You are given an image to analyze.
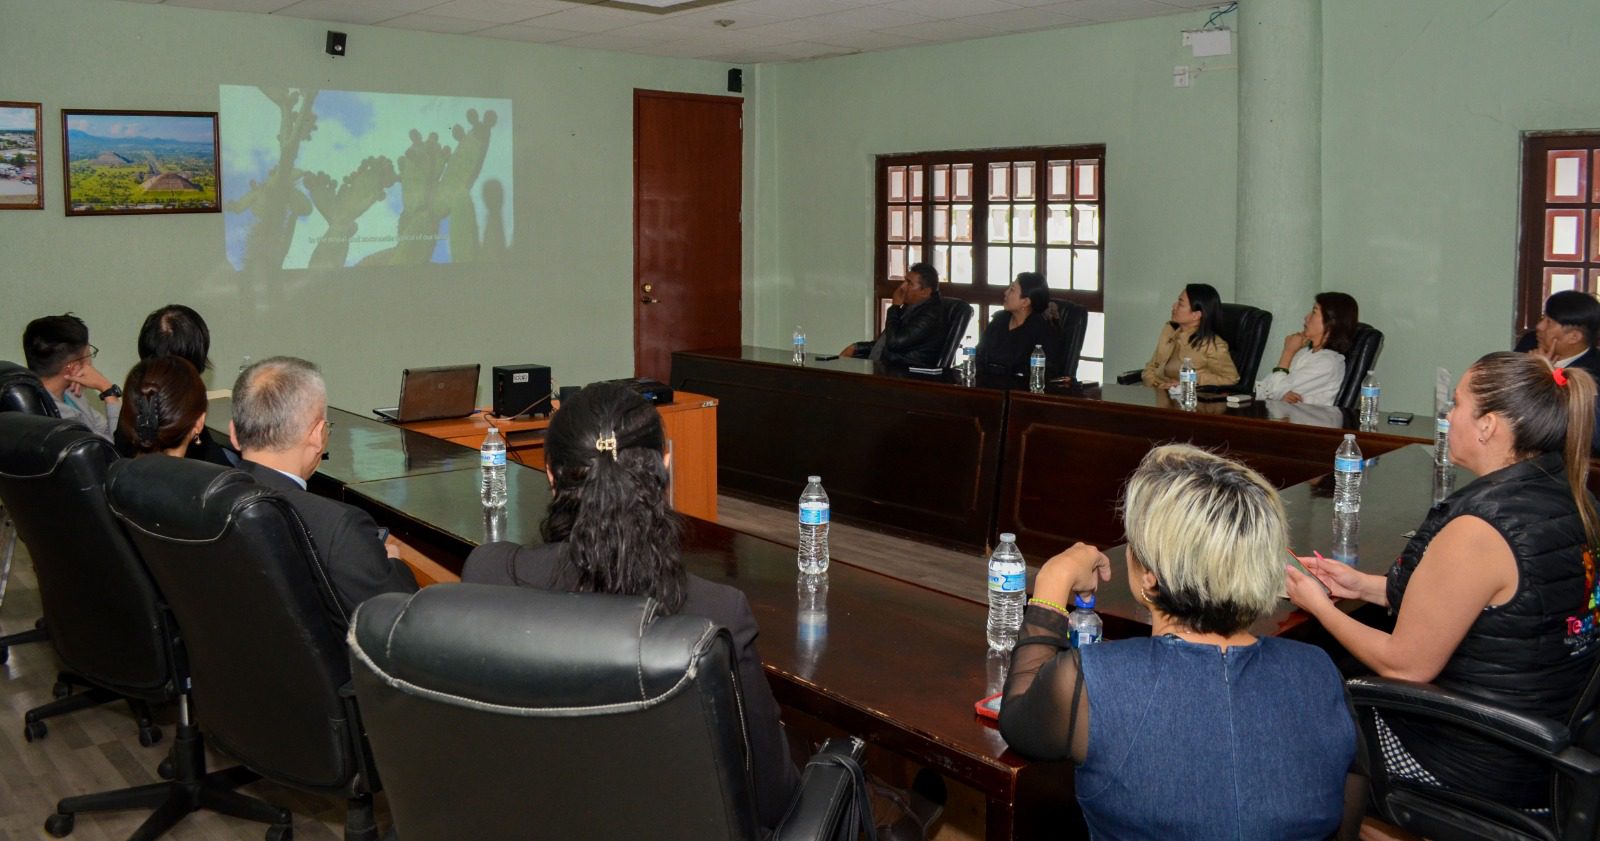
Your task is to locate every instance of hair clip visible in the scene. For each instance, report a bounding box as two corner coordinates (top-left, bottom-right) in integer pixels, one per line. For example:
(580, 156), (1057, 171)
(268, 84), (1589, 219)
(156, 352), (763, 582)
(595, 432), (618, 461)
(1555, 367), (1569, 388)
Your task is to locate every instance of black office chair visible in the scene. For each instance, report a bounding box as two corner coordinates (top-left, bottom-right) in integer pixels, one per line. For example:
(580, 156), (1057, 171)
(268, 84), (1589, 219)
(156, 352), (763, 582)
(1215, 303), (1273, 389)
(1049, 299), (1090, 382)
(1335, 324), (1386, 410)
(0, 413), (165, 745)
(350, 583), (872, 841)
(97, 456), (381, 841)
(1349, 670), (1600, 840)
(937, 297), (975, 369)
(0, 360), (58, 664)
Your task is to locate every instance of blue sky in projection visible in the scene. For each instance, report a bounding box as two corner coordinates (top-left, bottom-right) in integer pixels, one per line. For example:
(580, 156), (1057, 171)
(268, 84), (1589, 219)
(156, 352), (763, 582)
(220, 86), (512, 269)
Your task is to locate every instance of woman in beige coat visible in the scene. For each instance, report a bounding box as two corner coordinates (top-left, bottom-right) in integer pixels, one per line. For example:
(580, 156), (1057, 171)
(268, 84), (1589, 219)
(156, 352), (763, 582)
(1141, 283), (1240, 388)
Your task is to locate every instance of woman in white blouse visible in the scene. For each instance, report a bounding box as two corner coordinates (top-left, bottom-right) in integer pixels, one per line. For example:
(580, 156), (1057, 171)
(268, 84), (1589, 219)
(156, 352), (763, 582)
(1256, 292), (1360, 406)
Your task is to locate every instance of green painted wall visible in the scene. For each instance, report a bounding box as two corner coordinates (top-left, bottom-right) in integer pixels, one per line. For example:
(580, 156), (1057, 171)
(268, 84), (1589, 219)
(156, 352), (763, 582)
(0, 0), (743, 410)
(1323, 0), (1600, 410)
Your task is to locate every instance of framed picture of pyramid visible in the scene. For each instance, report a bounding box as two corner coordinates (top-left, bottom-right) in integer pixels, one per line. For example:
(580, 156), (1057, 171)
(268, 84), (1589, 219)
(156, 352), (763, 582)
(61, 109), (219, 216)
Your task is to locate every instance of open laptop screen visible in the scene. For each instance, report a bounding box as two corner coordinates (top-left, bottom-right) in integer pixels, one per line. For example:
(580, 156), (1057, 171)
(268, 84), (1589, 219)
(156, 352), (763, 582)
(374, 364), (479, 423)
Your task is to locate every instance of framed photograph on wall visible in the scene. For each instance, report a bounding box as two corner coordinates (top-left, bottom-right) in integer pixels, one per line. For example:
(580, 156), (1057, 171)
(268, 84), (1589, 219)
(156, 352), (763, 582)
(60, 109), (220, 216)
(0, 101), (44, 210)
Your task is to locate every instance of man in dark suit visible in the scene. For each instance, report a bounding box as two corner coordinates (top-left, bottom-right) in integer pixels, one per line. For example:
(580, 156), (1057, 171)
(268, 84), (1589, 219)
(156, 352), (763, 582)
(1515, 290), (1600, 453)
(229, 356), (417, 631)
(840, 262), (948, 367)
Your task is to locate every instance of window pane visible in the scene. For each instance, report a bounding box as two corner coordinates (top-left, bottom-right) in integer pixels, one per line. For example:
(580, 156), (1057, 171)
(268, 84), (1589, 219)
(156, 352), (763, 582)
(1083, 311), (1105, 358)
(1045, 248), (1071, 289)
(960, 309), (981, 349)
(1074, 161), (1100, 200)
(910, 167), (924, 202)
(1547, 209), (1584, 261)
(952, 204), (973, 243)
(880, 298), (893, 330)
(985, 305), (1003, 325)
(953, 164), (973, 201)
(1078, 360), (1104, 386)
(888, 166), (906, 202)
(888, 206), (906, 241)
(1047, 160), (1071, 200)
(1546, 267), (1583, 297)
(933, 206), (949, 242)
(932, 244), (950, 282)
(1015, 162), (1035, 200)
(908, 207), (923, 242)
(988, 207), (1011, 243)
(1074, 204), (1100, 245)
(1548, 150), (1586, 202)
(1012, 247), (1037, 275)
(989, 163), (1009, 200)
(887, 245), (906, 280)
(1073, 249), (1100, 291)
(906, 243), (922, 267)
(1046, 204), (1072, 245)
(1013, 204), (1036, 243)
(950, 245), (973, 284)
(933, 165), (949, 201)
(987, 247), (1010, 285)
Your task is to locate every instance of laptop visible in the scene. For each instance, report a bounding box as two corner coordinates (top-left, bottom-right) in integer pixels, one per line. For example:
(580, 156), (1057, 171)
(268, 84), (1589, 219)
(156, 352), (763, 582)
(374, 364), (480, 423)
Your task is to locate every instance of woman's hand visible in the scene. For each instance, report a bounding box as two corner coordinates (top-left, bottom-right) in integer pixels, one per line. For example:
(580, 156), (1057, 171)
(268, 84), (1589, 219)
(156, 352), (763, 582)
(1283, 391), (1304, 404)
(1299, 554), (1372, 600)
(1282, 331), (1309, 354)
(1284, 563), (1334, 613)
(1034, 543), (1112, 606)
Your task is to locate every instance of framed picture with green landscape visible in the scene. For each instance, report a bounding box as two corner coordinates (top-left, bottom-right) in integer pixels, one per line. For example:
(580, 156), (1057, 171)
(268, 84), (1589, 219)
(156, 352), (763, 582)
(0, 101), (44, 210)
(61, 109), (219, 216)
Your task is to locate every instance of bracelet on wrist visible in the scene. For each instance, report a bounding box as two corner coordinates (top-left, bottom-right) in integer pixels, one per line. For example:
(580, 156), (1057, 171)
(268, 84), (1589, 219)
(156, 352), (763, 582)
(1028, 597), (1070, 615)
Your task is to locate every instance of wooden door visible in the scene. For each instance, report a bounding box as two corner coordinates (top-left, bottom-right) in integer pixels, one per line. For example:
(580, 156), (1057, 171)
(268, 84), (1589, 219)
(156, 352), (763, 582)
(634, 90), (743, 381)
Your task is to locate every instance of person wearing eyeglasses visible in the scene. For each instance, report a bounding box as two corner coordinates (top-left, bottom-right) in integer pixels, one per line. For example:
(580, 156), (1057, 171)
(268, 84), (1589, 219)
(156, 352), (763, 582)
(22, 313), (121, 441)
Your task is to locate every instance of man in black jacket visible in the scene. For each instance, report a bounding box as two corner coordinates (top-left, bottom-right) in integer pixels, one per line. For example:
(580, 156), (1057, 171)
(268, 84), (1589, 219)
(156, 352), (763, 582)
(229, 356), (418, 632)
(841, 262), (947, 367)
(1514, 290), (1600, 453)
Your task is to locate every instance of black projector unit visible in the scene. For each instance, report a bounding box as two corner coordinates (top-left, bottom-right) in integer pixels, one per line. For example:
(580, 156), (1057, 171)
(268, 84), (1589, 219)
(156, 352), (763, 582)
(492, 364), (552, 418)
(603, 377), (674, 406)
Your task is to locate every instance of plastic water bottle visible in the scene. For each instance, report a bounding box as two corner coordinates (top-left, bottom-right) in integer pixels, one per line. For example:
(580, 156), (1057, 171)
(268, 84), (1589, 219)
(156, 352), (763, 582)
(1178, 356), (1197, 409)
(1332, 512), (1359, 565)
(480, 426), (507, 509)
(1068, 594), (1103, 647)
(1028, 345), (1046, 393)
(1358, 371), (1381, 431)
(792, 326), (806, 364)
(1434, 404), (1452, 468)
(796, 573), (828, 675)
(1433, 463), (1456, 504)
(986, 533), (1027, 652)
(960, 345), (977, 387)
(1333, 433), (1362, 514)
(797, 476), (830, 574)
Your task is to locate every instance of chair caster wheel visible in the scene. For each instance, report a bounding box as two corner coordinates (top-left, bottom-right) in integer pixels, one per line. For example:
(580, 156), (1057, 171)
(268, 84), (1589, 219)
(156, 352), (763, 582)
(266, 823), (293, 841)
(157, 758), (175, 780)
(52, 681), (71, 699)
(24, 719), (47, 742)
(137, 724), (161, 747)
(0, 645), (9, 664)
(45, 812), (74, 837)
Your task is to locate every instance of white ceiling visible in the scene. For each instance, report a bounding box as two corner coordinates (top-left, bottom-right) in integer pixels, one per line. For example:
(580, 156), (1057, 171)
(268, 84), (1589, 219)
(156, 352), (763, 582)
(114, 0), (1224, 63)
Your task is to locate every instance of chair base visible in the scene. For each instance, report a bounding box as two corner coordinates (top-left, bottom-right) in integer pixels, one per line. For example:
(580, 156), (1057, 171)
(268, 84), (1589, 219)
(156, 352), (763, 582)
(48, 721), (289, 841)
(0, 617), (46, 664)
(24, 675), (161, 745)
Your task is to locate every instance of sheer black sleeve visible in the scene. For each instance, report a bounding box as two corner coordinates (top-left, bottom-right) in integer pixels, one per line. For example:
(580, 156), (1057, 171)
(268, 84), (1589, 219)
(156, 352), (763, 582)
(997, 604), (1091, 765)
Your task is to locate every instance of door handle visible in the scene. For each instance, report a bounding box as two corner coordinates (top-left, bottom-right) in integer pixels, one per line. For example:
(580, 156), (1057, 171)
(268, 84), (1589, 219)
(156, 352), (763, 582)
(641, 297), (660, 304)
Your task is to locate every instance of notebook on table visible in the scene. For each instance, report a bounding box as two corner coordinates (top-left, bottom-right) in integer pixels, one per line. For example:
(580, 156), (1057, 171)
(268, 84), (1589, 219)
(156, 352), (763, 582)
(374, 364), (480, 423)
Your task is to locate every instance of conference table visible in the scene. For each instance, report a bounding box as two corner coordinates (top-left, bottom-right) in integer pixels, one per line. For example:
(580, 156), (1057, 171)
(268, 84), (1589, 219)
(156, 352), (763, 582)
(208, 391), (1466, 840)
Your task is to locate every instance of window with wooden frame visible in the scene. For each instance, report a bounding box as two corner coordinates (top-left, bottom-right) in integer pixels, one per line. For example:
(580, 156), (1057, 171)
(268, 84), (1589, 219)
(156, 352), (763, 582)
(876, 144), (1107, 383)
(1516, 132), (1600, 336)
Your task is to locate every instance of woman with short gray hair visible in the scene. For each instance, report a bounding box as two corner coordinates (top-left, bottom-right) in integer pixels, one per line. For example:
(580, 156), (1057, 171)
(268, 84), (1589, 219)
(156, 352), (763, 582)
(999, 444), (1360, 840)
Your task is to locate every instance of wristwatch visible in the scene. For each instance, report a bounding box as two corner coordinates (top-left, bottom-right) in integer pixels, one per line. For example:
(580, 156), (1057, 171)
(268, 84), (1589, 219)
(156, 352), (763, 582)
(100, 385), (122, 400)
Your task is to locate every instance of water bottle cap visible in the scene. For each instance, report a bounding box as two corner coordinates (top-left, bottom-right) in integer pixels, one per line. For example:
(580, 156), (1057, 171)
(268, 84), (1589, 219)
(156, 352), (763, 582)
(807, 475), (821, 483)
(1343, 433), (1355, 441)
(1074, 593), (1096, 609)
(999, 532), (1016, 543)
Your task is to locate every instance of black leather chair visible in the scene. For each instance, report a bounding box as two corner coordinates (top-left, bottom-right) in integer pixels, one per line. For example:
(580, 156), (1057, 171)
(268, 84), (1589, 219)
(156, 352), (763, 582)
(0, 414), (165, 745)
(936, 297), (975, 369)
(1335, 323), (1386, 410)
(97, 456), (381, 841)
(0, 360), (58, 664)
(350, 583), (871, 841)
(1215, 303), (1273, 389)
(1349, 670), (1600, 840)
(1049, 298), (1090, 382)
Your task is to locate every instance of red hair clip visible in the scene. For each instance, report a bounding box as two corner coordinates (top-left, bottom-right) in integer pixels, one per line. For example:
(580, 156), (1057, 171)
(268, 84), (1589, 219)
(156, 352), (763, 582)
(1554, 367), (1569, 387)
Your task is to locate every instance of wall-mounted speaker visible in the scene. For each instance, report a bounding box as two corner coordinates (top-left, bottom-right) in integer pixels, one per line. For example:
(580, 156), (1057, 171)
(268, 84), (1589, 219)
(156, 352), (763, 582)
(727, 68), (742, 93)
(326, 31), (347, 57)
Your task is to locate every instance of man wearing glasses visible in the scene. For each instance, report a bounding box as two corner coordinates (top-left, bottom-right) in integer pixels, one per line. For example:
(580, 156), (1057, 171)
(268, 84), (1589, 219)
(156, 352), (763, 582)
(22, 314), (121, 441)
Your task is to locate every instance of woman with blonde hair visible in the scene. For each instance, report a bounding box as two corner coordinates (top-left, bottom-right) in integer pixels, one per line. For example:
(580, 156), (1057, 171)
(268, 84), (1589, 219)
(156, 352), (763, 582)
(1288, 351), (1600, 812)
(1001, 444), (1360, 839)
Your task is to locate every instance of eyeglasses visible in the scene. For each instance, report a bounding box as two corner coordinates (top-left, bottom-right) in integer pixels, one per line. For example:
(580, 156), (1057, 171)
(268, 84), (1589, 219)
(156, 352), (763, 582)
(74, 344), (99, 364)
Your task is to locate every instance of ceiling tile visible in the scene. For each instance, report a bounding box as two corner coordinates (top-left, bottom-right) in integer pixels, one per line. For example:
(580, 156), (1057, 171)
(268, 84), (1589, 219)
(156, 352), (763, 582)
(520, 4), (655, 32)
(655, 7), (786, 29)
(810, 28), (928, 50)
(379, 12), (495, 33)
(879, 0), (1020, 19)
(161, 0), (301, 12)
(880, 17), (1006, 42)
(958, 5), (1086, 33)
(723, 0), (870, 19)
(273, 0), (398, 24)
(1053, 0), (1191, 22)
(474, 21), (587, 41)
(419, 0), (572, 24)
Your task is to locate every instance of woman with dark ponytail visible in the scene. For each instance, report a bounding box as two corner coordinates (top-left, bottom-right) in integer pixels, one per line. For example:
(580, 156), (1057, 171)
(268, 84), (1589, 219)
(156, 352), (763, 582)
(116, 357), (208, 458)
(1288, 351), (1600, 812)
(462, 383), (800, 830)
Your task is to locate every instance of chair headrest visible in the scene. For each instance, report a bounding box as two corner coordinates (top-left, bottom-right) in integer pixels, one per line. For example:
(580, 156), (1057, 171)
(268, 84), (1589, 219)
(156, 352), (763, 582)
(106, 455), (260, 543)
(351, 584), (720, 712)
(0, 413), (104, 478)
(0, 361), (60, 418)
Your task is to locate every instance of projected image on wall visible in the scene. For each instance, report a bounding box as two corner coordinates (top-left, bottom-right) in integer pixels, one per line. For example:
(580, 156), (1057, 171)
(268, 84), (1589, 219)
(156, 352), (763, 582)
(220, 86), (512, 270)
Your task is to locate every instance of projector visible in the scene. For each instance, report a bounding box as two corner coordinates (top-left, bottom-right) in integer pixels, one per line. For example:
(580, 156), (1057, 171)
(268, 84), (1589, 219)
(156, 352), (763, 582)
(602, 377), (674, 406)
(492, 364), (552, 418)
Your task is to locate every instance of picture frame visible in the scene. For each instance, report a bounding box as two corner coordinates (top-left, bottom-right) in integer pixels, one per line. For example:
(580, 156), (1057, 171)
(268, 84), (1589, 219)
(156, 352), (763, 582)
(60, 109), (220, 216)
(0, 101), (44, 210)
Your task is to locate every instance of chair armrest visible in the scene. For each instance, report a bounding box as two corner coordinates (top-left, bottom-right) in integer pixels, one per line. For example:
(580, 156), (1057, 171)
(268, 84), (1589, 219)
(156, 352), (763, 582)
(772, 737), (868, 841)
(1348, 677), (1600, 777)
(1115, 370), (1142, 385)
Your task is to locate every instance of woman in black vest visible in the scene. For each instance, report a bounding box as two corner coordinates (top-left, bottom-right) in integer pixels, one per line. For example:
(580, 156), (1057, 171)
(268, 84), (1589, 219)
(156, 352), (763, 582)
(1287, 351), (1600, 810)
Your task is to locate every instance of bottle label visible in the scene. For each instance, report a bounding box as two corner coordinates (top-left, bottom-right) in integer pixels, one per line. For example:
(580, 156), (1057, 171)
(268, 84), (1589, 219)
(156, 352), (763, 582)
(481, 450), (506, 468)
(799, 501), (830, 525)
(1031, 357), (1044, 368)
(1361, 386), (1379, 398)
(1070, 627), (1101, 647)
(1437, 417), (1450, 434)
(1180, 369), (1196, 383)
(988, 569), (1025, 593)
(1334, 456), (1362, 472)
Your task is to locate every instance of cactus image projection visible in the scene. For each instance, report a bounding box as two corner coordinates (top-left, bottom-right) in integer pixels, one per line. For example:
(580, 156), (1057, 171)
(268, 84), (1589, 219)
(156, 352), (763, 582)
(220, 86), (512, 270)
